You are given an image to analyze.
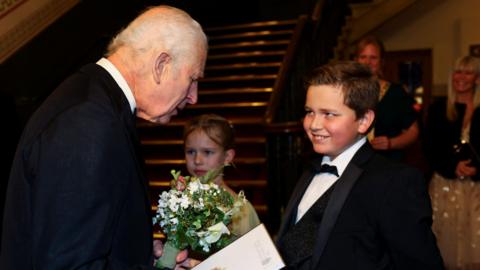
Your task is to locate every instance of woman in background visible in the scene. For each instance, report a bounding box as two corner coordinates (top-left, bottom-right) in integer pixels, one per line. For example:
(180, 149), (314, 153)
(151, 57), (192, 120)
(355, 36), (419, 162)
(425, 55), (480, 269)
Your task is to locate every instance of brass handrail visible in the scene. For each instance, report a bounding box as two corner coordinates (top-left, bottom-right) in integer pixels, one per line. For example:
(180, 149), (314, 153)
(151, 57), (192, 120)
(264, 15), (308, 124)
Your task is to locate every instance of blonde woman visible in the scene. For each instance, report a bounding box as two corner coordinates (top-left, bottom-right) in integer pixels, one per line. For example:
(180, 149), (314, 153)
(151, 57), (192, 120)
(425, 55), (480, 269)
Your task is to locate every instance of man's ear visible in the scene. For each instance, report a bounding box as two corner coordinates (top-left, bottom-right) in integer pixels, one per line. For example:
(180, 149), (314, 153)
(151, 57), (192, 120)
(153, 52), (170, 84)
(224, 149), (235, 164)
(357, 109), (375, 134)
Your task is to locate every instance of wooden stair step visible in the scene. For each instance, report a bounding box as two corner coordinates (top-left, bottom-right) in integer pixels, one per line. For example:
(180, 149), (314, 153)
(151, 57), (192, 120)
(186, 101), (267, 109)
(208, 50), (286, 60)
(196, 93), (271, 104)
(205, 61), (282, 72)
(205, 19), (297, 33)
(142, 137), (266, 146)
(200, 74), (277, 82)
(199, 87), (273, 95)
(200, 81), (275, 90)
(209, 40), (290, 50)
(145, 157), (266, 166)
(208, 30), (294, 41)
(137, 116), (264, 128)
(181, 108), (267, 119)
(178, 102), (267, 118)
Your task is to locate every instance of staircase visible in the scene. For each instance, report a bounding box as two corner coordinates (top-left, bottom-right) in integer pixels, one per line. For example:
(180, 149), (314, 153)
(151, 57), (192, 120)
(137, 18), (303, 234)
(334, 0), (418, 60)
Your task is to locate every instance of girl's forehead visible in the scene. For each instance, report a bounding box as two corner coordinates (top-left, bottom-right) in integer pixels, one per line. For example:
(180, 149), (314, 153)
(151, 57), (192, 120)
(188, 128), (222, 145)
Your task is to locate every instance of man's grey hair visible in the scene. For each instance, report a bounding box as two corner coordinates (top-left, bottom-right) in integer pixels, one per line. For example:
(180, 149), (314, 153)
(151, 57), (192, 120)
(106, 5), (207, 65)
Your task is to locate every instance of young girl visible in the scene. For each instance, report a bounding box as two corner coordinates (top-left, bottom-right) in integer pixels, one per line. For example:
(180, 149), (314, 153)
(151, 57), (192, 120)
(183, 114), (260, 237)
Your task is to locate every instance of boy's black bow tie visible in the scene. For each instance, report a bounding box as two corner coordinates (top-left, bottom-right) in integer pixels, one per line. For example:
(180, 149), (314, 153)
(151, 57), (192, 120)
(317, 164), (339, 177)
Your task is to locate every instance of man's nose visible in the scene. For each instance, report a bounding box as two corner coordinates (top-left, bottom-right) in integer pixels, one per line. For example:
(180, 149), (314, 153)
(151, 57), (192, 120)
(188, 84), (198, 105)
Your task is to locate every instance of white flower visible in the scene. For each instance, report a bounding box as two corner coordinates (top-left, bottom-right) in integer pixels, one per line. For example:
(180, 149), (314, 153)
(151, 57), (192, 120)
(200, 183), (211, 190)
(168, 199), (179, 212)
(204, 222), (230, 244)
(180, 195), (191, 209)
(189, 181), (200, 193)
(198, 238), (210, 252)
(193, 198), (204, 209)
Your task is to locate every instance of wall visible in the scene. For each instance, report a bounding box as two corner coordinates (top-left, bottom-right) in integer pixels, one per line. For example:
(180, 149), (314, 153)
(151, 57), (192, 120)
(373, 0), (480, 96)
(0, 0), (79, 63)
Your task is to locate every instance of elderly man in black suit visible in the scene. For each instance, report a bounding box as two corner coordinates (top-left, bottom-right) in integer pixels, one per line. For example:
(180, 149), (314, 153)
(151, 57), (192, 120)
(0, 5), (207, 269)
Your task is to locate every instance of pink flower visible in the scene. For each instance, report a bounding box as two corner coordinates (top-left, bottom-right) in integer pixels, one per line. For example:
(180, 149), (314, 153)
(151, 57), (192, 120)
(176, 176), (187, 191)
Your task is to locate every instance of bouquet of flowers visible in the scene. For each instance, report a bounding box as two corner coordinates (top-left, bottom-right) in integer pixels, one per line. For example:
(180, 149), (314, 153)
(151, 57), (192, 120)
(153, 167), (246, 269)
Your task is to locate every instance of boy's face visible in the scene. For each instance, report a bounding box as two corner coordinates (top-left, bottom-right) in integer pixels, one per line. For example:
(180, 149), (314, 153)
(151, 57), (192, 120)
(303, 85), (372, 160)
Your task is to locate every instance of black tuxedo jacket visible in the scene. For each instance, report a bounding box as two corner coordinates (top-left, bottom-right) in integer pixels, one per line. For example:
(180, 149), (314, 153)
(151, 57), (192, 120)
(277, 143), (444, 270)
(1, 64), (155, 269)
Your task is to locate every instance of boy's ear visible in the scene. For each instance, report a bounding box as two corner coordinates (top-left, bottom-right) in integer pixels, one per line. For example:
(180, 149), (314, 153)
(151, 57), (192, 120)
(153, 52), (171, 84)
(357, 109), (375, 134)
(224, 149), (235, 164)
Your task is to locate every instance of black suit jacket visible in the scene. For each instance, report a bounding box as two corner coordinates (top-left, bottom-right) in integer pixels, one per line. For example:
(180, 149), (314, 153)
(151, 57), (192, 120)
(277, 143), (444, 270)
(0, 64), (155, 269)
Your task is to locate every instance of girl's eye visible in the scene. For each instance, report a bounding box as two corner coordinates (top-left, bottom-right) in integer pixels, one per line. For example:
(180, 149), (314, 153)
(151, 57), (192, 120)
(305, 110), (313, 116)
(185, 149), (195, 155)
(204, 150), (214, 156)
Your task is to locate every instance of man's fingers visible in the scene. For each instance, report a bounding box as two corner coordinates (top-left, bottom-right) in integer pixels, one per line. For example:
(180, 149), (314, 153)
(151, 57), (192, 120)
(176, 249), (188, 262)
(153, 240), (163, 258)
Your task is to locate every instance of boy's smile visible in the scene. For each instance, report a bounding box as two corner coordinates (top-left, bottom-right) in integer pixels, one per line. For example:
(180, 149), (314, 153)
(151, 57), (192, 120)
(303, 85), (373, 160)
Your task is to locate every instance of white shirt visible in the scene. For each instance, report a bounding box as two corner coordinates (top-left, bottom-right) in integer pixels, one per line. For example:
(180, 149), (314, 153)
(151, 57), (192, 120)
(96, 58), (136, 113)
(296, 137), (367, 222)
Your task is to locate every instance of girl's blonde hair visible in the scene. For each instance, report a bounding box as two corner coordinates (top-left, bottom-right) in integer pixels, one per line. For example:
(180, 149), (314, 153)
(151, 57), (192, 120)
(184, 114), (235, 150)
(446, 55), (480, 121)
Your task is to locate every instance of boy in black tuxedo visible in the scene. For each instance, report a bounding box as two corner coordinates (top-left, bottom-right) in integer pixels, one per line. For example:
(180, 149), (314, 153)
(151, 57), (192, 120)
(276, 61), (444, 269)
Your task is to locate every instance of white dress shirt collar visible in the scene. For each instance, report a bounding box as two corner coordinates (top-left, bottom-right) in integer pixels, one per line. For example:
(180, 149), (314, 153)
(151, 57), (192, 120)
(321, 136), (367, 177)
(96, 58), (136, 113)
(296, 137), (367, 222)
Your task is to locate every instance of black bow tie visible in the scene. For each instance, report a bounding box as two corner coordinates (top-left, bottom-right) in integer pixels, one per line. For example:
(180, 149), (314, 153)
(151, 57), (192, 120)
(317, 164), (339, 177)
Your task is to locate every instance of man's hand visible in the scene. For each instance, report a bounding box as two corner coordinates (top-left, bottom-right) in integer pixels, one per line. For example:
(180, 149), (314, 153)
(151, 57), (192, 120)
(153, 240), (196, 269)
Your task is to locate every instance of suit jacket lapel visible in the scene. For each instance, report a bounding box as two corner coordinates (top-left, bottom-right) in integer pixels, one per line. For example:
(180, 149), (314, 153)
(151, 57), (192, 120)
(310, 143), (374, 270)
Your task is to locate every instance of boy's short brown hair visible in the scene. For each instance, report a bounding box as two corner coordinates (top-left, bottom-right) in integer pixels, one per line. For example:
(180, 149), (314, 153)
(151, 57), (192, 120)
(306, 61), (379, 119)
